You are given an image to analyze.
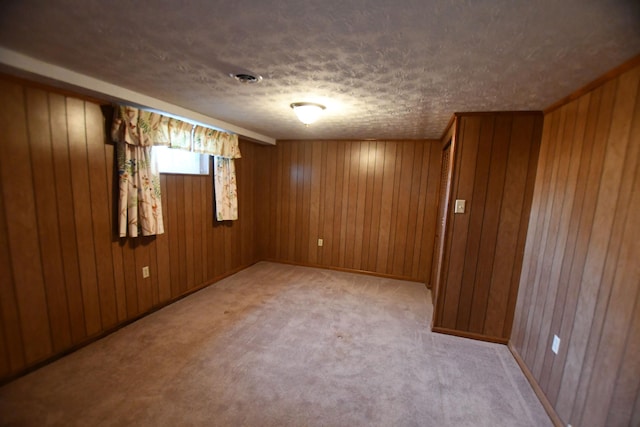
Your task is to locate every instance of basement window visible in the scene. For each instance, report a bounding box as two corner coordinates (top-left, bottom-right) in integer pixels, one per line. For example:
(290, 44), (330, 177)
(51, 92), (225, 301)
(152, 145), (210, 175)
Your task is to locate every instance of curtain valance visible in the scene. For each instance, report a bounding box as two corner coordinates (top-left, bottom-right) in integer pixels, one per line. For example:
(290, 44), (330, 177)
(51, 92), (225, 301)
(111, 105), (241, 159)
(193, 126), (241, 158)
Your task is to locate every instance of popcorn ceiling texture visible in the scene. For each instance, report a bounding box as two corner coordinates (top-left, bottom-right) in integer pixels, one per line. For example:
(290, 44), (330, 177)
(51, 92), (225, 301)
(0, 0), (638, 140)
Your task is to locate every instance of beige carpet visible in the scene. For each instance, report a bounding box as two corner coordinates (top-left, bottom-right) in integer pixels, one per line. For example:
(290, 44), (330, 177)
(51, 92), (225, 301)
(0, 262), (551, 426)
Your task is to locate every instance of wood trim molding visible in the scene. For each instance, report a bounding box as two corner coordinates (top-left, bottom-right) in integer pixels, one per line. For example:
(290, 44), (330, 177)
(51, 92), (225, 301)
(439, 115), (456, 141)
(276, 139), (440, 143)
(0, 261), (258, 386)
(544, 53), (640, 114)
(432, 119), (459, 322)
(431, 326), (508, 345)
(262, 259), (427, 283)
(454, 111), (543, 117)
(508, 342), (564, 427)
(441, 112), (544, 140)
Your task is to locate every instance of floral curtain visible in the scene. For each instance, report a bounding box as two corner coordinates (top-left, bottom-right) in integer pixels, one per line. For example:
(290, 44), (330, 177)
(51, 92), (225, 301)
(214, 156), (239, 221)
(195, 126), (242, 221)
(193, 126), (242, 158)
(168, 118), (193, 150)
(111, 107), (169, 237)
(111, 107), (168, 147)
(111, 105), (242, 236)
(116, 142), (164, 237)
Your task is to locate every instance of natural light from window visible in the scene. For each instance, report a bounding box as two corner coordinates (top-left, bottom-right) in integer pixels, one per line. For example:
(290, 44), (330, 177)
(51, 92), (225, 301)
(152, 146), (210, 175)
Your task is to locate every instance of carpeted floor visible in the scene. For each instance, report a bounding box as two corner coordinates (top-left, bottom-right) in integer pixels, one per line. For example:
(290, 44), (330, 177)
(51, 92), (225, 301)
(0, 262), (551, 426)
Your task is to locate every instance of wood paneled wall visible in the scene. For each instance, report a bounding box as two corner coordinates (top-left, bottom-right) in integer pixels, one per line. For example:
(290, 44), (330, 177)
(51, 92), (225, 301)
(510, 64), (640, 427)
(257, 140), (441, 282)
(432, 112), (543, 342)
(0, 78), (261, 382)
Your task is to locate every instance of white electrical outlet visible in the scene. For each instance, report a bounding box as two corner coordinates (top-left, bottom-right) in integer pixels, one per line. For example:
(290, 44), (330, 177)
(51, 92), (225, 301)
(552, 335), (561, 354)
(318, 238), (324, 247)
(454, 199), (466, 214)
(142, 266), (150, 278)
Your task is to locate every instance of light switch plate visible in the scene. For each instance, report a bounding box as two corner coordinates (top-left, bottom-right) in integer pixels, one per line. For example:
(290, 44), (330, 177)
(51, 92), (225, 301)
(454, 199), (466, 214)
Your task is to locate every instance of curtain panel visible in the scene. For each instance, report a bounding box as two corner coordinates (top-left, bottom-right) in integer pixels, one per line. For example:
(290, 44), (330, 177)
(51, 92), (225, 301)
(116, 142), (164, 237)
(111, 105), (242, 237)
(214, 157), (239, 221)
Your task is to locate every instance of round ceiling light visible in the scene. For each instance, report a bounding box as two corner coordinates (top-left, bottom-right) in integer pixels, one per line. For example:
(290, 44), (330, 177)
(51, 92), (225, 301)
(290, 102), (326, 125)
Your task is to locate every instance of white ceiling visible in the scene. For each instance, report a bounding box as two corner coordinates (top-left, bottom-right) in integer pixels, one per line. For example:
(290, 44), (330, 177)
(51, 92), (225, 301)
(0, 0), (638, 142)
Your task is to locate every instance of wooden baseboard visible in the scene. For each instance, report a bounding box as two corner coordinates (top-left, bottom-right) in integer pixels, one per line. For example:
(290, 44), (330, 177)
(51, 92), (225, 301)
(3, 259), (422, 385)
(262, 258), (426, 284)
(0, 260), (259, 386)
(508, 342), (564, 427)
(431, 326), (509, 344)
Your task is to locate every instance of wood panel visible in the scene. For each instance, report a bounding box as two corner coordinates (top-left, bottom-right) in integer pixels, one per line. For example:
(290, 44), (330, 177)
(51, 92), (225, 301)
(50, 93), (88, 342)
(510, 63), (640, 427)
(259, 139), (441, 282)
(432, 112), (543, 342)
(0, 77), (262, 383)
(25, 89), (73, 353)
(0, 82), (52, 364)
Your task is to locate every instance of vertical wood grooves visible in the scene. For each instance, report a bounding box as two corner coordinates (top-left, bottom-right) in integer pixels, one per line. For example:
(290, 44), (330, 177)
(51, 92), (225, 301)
(259, 140), (441, 282)
(502, 114), (542, 340)
(472, 116), (511, 335)
(433, 112), (543, 342)
(0, 78), (262, 382)
(6, 56), (637, 427)
(25, 89), (59, 354)
(511, 64), (640, 427)
(0, 166), (26, 372)
(50, 94), (75, 339)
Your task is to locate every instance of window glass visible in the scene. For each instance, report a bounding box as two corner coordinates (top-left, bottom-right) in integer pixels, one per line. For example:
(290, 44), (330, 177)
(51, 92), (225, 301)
(152, 146), (209, 175)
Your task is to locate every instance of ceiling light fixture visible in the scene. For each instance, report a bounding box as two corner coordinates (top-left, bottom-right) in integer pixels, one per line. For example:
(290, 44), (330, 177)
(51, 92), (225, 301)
(290, 102), (326, 125)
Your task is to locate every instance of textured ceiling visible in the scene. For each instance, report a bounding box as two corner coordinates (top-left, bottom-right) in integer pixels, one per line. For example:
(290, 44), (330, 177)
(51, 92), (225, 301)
(0, 0), (639, 140)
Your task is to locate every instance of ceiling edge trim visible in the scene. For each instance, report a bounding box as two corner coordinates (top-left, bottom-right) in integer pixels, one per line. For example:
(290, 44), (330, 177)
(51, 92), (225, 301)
(0, 47), (276, 145)
(543, 53), (640, 115)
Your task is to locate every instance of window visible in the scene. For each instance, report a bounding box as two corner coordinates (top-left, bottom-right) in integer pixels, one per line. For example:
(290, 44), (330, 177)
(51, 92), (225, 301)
(152, 145), (209, 175)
